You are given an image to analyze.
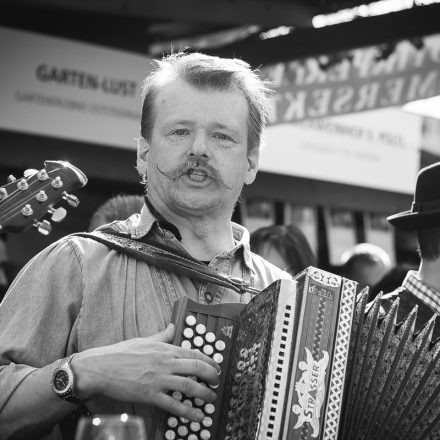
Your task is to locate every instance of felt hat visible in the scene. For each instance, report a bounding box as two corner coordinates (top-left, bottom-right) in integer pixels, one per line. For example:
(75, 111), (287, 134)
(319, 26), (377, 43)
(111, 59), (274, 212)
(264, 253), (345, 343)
(387, 161), (440, 230)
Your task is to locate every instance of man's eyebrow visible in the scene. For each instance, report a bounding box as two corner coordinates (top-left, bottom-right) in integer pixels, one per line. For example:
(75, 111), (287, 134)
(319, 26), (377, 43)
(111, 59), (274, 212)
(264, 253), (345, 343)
(213, 123), (241, 136)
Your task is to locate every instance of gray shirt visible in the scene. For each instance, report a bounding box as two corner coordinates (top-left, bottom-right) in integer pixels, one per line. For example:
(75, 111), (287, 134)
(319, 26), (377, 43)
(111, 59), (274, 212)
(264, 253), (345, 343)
(0, 204), (290, 438)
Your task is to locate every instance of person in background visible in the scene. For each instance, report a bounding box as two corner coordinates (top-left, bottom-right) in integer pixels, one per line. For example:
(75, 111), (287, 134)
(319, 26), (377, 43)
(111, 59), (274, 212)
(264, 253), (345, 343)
(88, 194), (145, 231)
(368, 263), (418, 302)
(381, 161), (440, 338)
(340, 242), (392, 292)
(0, 51), (291, 439)
(250, 223), (317, 277)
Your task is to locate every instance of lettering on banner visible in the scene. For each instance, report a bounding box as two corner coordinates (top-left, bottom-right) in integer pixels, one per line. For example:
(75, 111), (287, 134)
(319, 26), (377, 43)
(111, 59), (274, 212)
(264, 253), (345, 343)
(264, 35), (440, 123)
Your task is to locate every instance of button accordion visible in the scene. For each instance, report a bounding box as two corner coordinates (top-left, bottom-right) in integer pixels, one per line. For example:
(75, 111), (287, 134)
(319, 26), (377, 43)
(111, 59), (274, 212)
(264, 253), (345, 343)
(153, 266), (440, 439)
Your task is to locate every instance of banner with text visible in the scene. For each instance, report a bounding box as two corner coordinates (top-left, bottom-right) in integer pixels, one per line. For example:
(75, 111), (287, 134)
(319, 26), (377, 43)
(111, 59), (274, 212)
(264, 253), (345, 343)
(260, 107), (421, 193)
(0, 26), (151, 149)
(263, 33), (440, 124)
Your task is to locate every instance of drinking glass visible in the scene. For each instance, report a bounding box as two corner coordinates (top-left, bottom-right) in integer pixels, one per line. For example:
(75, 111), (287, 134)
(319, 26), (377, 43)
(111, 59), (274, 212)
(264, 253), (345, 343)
(74, 414), (147, 440)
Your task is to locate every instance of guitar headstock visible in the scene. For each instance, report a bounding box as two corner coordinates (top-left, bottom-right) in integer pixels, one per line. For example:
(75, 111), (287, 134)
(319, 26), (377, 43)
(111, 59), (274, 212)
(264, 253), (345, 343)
(0, 160), (88, 235)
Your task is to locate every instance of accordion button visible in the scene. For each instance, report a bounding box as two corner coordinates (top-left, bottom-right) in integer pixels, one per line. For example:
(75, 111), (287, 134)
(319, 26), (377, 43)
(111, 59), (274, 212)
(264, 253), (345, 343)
(196, 324), (207, 335)
(181, 340), (192, 349)
(188, 435), (198, 440)
(203, 345), (214, 356)
(215, 340), (226, 352)
(180, 417), (189, 424)
(183, 327), (194, 339)
(205, 332), (216, 343)
(183, 399), (193, 407)
(172, 391), (183, 401)
(200, 429), (211, 439)
(209, 383), (219, 390)
(177, 426), (188, 437)
(194, 397), (204, 406)
(190, 422), (201, 432)
(194, 336), (204, 347)
(202, 417), (213, 428)
(165, 430), (176, 440)
(185, 315), (197, 326)
(204, 403), (215, 414)
(213, 353), (224, 364)
(167, 417), (178, 428)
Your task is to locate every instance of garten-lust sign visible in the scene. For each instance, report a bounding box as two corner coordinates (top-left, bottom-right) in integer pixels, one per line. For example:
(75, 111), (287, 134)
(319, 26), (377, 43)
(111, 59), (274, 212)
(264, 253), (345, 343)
(263, 34), (440, 123)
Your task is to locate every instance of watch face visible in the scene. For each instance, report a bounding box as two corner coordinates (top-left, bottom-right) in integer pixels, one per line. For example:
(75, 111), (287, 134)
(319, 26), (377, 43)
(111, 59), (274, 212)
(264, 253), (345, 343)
(54, 369), (70, 392)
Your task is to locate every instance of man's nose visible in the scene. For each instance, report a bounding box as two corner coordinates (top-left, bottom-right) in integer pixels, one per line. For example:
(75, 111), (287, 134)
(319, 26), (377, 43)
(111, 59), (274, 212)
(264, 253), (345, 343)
(188, 131), (209, 158)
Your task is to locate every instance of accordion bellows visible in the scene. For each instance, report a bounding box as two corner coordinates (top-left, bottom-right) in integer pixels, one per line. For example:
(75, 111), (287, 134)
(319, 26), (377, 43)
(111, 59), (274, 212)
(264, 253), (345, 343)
(340, 290), (440, 440)
(154, 267), (440, 440)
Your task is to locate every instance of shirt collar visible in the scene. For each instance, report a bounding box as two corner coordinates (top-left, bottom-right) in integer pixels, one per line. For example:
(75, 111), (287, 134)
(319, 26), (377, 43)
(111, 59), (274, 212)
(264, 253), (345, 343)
(112, 203), (256, 274)
(403, 270), (440, 314)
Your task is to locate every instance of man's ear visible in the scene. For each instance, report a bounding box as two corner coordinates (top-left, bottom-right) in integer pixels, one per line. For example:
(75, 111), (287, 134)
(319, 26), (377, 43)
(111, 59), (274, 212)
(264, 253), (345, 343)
(245, 147), (260, 185)
(136, 137), (150, 176)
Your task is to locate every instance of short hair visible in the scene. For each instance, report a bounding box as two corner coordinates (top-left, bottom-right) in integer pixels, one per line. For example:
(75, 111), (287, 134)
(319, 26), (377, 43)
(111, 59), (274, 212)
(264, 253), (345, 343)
(250, 224), (317, 276)
(88, 195), (144, 232)
(340, 243), (391, 284)
(140, 52), (272, 153)
(417, 227), (440, 261)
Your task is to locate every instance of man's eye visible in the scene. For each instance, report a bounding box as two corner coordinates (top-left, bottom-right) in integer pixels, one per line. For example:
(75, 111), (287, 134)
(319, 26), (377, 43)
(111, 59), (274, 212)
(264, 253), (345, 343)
(214, 133), (233, 141)
(171, 129), (189, 136)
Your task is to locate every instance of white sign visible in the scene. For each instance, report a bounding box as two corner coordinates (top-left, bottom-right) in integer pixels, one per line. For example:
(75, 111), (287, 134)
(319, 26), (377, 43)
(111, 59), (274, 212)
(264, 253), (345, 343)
(0, 26), (151, 149)
(260, 107), (422, 193)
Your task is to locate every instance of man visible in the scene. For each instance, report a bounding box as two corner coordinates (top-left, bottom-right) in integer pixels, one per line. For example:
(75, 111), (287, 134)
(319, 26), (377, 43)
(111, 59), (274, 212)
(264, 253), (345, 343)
(0, 52), (290, 439)
(381, 161), (440, 338)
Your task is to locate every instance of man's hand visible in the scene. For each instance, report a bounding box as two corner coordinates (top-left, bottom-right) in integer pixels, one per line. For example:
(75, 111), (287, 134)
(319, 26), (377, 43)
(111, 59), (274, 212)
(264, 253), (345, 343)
(72, 324), (220, 422)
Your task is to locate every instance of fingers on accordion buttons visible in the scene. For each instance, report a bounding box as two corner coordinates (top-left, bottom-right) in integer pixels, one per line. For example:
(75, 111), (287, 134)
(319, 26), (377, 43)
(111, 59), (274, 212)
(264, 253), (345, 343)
(194, 397), (204, 406)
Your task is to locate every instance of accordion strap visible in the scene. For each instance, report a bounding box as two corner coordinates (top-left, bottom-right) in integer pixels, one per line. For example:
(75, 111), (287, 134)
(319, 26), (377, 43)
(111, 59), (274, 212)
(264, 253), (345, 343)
(72, 231), (260, 295)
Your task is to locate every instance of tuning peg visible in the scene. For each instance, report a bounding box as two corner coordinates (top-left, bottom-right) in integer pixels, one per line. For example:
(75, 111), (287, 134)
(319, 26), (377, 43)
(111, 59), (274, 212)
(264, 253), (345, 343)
(62, 192), (80, 207)
(51, 176), (63, 188)
(0, 188), (7, 201)
(33, 219), (51, 235)
(23, 169), (38, 178)
(17, 179), (29, 191)
(7, 175), (16, 183)
(47, 207), (67, 223)
(37, 169), (49, 181)
(21, 204), (33, 217)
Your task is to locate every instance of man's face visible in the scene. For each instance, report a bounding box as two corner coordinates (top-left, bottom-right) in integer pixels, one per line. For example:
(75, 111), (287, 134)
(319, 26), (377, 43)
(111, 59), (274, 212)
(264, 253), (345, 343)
(138, 78), (259, 217)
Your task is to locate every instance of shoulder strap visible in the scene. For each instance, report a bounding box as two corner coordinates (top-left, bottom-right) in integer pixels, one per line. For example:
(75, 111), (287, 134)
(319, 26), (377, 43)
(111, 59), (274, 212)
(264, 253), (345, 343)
(72, 231), (259, 295)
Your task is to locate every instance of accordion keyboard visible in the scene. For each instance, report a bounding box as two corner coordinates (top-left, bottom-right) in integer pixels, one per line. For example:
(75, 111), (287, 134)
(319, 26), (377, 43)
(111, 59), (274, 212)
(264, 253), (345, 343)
(156, 298), (246, 440)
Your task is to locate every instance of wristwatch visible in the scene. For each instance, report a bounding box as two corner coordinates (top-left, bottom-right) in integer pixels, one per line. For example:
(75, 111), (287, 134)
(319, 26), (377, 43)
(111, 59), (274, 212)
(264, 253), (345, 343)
(52, 353), (84, 405)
